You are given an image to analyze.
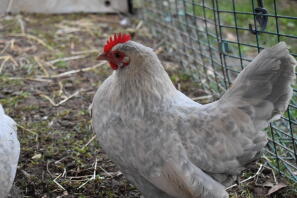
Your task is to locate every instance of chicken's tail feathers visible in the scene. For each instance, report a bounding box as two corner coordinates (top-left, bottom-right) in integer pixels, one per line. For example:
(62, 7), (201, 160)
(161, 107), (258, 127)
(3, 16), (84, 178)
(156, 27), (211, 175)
(220, 42), (296, 130)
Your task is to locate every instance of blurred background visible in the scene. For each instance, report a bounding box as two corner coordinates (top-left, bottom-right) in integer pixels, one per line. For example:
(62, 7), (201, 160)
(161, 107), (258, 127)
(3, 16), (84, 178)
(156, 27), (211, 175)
(0, 0), (296, 197)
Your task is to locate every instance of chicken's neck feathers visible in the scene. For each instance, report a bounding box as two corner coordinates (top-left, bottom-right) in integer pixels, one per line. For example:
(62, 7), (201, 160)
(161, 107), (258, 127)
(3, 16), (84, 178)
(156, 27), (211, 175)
(102, 56), (177, 116)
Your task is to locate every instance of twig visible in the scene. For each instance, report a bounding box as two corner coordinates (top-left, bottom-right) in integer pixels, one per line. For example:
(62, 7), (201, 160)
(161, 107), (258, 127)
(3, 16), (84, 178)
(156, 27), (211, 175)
(226, 164), (264, 190)
(93, 158), (98, 179)
(77, 158), (100, 189)
(71, 49), (99, 55)
(262, 155), (278, 184)
(191, 95), (212, 102)
(271, 168), (277, 184)
(16, 15), (25, 34)
(17, 124), (38, 136)
(21, 170), (31, 179)
(40, 90), (80, 107)
(17, 124), (39, 142)
(0, 55), (18, 72)
(53, 174), (66, 191)
(47, 55), (87, 65)
(135, 20), (143, 30)
(10, 33), (54, 51)
(62, 168), (67, 177)
(42, 62), (105, 79)
(55, 24), (81, 35)
(77, 177), (92, 189)
(34, 56), (49, 77)
(7, 77), (52, 83)
(54, 156), (69, 165)
(58, 81), (64, 96)
(17, 124), (36, 135)
(57, 90), (80, 105)
(0, 40), (12, 55)
(82, 135), (96, 149)
(40, 95), (57, 106)
(68, 175), (93, 180)
(46, 161), (54, 177)
(263, 164), (278, 185)
(99, 166), (112, 177)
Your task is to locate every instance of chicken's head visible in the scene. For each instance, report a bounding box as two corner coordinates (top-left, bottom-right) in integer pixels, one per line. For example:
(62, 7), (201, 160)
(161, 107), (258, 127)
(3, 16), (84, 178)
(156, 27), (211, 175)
(97, 33), (156, 71)
(97, 33), (132, 70)
(97, 33), (176, 97)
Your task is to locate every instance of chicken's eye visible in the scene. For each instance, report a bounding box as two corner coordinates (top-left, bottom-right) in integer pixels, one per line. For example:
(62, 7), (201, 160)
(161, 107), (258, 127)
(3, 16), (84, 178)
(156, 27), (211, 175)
(114, 52), (121, 58)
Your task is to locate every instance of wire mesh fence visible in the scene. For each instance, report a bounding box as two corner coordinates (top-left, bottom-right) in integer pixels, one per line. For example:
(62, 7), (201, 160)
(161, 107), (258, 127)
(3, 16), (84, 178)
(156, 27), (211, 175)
(139, 0), (297, 182)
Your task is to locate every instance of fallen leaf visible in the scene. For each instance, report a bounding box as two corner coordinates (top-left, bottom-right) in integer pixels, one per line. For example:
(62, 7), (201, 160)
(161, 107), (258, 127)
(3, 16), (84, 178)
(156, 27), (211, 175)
(266, 183), (287, 196)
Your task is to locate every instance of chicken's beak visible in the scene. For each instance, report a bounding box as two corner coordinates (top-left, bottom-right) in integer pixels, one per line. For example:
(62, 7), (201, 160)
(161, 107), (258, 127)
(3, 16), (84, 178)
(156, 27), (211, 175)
(97, 53), (107, 61)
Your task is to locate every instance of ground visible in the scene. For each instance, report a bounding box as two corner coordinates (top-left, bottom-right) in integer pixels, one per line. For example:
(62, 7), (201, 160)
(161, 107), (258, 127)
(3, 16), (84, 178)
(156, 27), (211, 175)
(0, 13), (296, 198)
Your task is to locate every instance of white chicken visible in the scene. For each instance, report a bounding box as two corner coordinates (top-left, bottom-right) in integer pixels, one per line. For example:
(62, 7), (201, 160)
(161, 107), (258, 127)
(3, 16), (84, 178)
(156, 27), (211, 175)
(92, 33), (296, 198)
(0, 104), (20, 198)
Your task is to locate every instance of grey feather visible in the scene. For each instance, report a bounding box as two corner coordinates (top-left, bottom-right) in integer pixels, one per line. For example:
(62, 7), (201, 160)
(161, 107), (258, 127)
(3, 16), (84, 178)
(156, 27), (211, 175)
(0, 104), (20, 198)
(92, 41), (296, 198)
(221, 42), (296, 129)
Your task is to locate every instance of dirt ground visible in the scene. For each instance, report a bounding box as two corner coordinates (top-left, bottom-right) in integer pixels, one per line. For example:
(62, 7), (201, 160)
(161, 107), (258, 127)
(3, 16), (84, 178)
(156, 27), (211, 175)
(0, 13), (296, 198)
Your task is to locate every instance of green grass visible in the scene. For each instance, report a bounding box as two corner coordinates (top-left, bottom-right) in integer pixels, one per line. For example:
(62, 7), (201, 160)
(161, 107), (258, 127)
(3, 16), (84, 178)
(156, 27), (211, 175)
(188, 0), (297, 55)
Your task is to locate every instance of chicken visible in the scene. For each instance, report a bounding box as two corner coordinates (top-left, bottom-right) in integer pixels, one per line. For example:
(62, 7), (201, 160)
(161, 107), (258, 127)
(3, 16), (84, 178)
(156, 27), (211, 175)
(0, 104), (20, 198)
(92, 33), (296, 198)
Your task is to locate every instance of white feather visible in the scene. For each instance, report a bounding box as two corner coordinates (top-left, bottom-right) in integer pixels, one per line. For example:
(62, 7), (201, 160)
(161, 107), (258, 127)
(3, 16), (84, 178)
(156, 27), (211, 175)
(0, 104), (20, 198)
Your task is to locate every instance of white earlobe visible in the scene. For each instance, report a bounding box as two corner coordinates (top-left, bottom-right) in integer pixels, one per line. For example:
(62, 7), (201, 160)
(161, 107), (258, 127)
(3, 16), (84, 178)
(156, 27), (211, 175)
(123, 56), (130, 64)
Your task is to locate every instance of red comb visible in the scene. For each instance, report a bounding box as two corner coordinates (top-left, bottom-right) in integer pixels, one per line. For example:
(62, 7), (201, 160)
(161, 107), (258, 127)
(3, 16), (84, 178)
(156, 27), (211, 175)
(103, 33), (131, 53)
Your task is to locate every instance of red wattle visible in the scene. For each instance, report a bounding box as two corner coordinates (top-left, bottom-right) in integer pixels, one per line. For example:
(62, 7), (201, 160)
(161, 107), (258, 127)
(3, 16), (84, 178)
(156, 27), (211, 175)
(110, 62), (118, 70)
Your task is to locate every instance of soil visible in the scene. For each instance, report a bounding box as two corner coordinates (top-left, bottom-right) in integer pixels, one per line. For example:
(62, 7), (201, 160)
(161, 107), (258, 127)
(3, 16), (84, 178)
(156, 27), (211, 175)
(0, 13), (296, 198)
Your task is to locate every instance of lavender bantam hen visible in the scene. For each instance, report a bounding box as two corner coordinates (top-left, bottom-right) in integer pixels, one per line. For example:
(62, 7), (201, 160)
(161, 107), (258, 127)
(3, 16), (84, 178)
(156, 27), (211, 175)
(92, 33), (296, 198)
(0, 104), (20, 198)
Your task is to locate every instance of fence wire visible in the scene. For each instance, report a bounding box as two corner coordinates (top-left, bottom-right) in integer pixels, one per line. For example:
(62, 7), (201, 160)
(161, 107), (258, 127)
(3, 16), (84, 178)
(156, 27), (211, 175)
(140, 0), (297, 182)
